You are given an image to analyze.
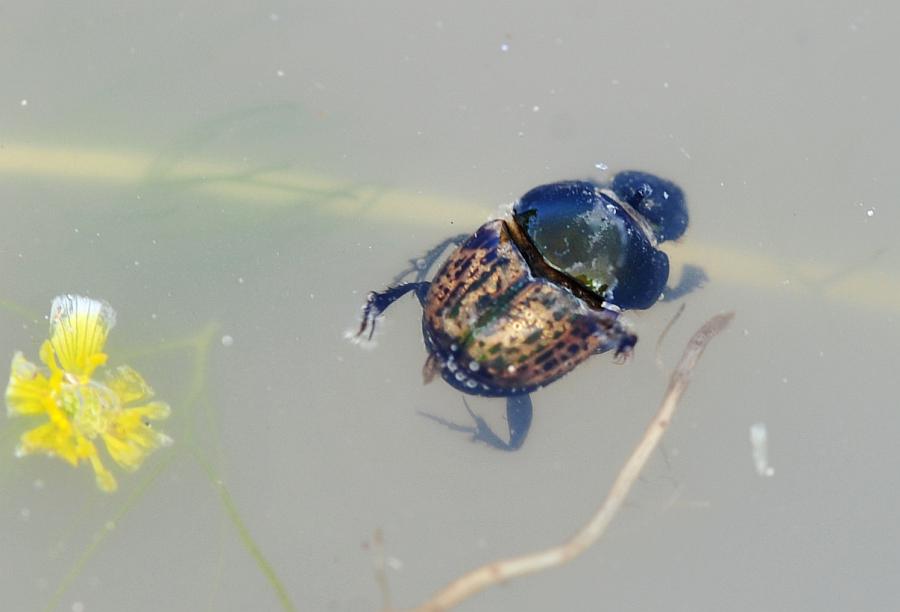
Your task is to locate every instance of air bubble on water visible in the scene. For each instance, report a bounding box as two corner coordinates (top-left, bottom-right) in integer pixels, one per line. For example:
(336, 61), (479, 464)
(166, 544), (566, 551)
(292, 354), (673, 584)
(221, 335), (234, 347)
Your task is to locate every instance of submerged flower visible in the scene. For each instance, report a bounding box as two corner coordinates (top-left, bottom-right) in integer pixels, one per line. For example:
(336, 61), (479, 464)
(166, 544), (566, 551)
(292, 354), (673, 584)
(5, 295), (172, 492)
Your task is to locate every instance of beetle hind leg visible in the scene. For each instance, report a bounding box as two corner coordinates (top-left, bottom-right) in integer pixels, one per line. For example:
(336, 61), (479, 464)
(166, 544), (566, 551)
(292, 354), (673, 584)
(356, 282), (430, 340)
(593, 313), (639, 362)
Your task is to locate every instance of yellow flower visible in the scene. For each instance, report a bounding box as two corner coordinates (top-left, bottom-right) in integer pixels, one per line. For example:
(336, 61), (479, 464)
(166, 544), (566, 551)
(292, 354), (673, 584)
(5, 295), (172, 492)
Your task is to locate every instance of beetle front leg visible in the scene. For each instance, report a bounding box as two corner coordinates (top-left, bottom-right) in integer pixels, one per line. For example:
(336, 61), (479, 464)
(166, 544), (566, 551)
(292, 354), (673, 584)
(356, 282), (431, 340)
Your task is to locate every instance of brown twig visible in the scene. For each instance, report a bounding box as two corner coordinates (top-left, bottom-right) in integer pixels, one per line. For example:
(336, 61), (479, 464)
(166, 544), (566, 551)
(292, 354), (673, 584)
(405, 311), (734, 612)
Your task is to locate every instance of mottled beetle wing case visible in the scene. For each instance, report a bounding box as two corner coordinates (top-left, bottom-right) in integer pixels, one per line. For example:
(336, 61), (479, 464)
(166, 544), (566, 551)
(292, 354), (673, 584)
(423, 220), (619, 396)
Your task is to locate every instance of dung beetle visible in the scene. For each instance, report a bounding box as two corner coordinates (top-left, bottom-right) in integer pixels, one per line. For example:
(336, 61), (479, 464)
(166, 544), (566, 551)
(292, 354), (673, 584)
(356, 171), (703, 450)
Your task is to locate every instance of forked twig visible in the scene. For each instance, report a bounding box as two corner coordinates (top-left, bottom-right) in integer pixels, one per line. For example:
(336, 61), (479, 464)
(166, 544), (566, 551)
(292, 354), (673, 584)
(404, 311), (734, 612)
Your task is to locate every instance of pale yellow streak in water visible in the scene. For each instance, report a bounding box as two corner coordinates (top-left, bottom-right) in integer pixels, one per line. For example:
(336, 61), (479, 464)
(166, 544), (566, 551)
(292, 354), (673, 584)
(2, 141), (899, 314)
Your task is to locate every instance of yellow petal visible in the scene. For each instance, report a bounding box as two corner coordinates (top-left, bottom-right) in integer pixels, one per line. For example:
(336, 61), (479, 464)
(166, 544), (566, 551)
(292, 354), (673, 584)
(48, 295), (115, 378)
(17, 421), (80, 466)
(122, 400), (171, 421)
(102, 410), (172, 472)
(5, 352), (52, 416)
(104, 365), (153, 404)
(78, 437), (117, 492)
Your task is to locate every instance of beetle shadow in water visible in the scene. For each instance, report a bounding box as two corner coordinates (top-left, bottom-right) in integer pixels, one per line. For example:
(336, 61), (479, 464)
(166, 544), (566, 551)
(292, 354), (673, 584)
(662, 264), (708, 302)
(391, 233), (471, 285)
(419, 394), (534, 451)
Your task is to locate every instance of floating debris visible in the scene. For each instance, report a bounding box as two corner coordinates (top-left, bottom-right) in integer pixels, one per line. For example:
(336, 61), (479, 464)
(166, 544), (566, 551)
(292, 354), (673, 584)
(749, 422), (774, 477)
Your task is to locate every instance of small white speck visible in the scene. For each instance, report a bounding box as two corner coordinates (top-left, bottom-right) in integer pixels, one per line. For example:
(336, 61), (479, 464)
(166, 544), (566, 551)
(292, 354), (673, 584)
(386, 556), (404, 571)
(532, 105), (540, 112)
(20, 99), (28, 107)
(594, 162), (608, 171)
(517, 131), (525, 137)
(269, 12), (280, 21)
(72, 603), (85, 612)
(150, 313), (157, 320)
(276, 69), (285, 77)
(663, 81), (670, 88)
(133, 260), (140, 267)
(743, 329), (750, 336)
(33, 479), (45, 490)
(500, 43), (509, 52)
(221, 335), (234, 347)
(20, 507), (30, 520)
(237, 277), (245, 284)
(105, 520), (116, 531)
(781, 377), (788, 384)
(866, 208), (875, 217)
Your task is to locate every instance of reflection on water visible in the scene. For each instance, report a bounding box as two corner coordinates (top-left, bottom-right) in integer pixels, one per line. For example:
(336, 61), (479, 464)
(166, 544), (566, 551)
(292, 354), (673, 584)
(2, 2), (900, 611)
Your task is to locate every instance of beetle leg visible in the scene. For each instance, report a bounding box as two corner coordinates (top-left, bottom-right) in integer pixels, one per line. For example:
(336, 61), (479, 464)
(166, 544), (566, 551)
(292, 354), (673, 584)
(662, 264), (708, 302)
(594, 317), (638, 362)
(502, 394), (534, 450)
(391, 233), (470, 284)
(419, 394), (533, 451)
(356, 282), (430, 340)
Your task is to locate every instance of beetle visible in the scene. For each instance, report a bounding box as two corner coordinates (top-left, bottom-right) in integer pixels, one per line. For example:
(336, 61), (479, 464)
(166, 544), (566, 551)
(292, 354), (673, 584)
(355, 171), (703, 450)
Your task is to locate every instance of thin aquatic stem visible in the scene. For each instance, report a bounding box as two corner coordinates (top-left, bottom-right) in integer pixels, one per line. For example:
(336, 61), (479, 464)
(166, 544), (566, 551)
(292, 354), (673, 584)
(406, 312), (734, 612)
